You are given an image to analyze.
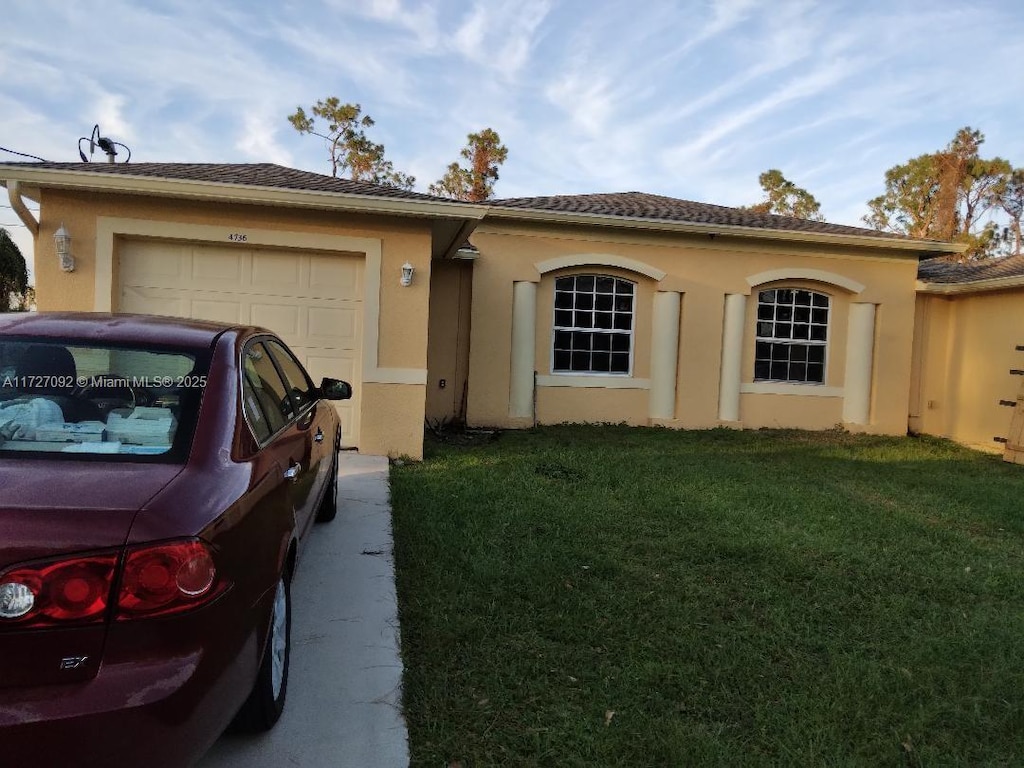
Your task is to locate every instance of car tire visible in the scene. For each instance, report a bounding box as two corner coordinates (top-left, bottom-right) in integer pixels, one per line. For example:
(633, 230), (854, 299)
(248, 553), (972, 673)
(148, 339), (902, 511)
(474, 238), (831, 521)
(315, 440), (339, 524)
(232, 571), (291, 732)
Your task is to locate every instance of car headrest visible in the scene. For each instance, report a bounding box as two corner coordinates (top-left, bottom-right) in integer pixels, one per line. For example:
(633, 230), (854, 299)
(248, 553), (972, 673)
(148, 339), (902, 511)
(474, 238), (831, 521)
(16, 345), (77, 394)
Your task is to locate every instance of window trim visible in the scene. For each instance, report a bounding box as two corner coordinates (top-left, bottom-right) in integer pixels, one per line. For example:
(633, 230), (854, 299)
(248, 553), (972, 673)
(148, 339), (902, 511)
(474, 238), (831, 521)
(550, 274), (637, 377)
(753, 288), (832, 386)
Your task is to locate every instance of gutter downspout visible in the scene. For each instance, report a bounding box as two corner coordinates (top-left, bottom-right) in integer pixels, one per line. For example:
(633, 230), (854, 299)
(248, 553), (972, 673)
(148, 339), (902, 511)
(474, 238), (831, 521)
(6, 181), (39, 236)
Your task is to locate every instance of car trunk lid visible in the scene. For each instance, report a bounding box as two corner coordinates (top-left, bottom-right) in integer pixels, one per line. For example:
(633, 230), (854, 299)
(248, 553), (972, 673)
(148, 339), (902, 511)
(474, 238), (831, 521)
(0, 460), (183, 688)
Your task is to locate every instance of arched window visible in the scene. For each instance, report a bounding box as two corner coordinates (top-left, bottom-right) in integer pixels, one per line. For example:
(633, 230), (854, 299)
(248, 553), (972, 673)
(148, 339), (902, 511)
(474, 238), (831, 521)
(552, 275), (635, 374)
(754, 288), (830, 384)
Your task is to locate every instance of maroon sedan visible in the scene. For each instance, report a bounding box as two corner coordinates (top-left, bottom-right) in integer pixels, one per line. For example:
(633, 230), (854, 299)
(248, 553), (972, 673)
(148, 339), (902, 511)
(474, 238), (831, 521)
(0, 312), (352, 767)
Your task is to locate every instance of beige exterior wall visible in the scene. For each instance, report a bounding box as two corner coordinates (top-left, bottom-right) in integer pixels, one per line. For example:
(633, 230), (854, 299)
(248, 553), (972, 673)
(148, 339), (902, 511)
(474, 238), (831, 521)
(465, 221), (920, 435)
(911, 288), (1024, 452)
(32, 189), (432, 458)
(31, 183), (969, 457)
(425, 258), (473, 424)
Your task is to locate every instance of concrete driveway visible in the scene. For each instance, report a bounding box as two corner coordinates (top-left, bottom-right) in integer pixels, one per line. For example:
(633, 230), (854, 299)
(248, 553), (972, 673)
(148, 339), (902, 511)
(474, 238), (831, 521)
(197, 453), (409, 767)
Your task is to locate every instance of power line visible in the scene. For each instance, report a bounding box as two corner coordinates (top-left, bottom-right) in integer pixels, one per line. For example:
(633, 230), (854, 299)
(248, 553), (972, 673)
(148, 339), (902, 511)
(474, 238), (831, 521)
(0, 146), (46, 162)
(1, 222), (29, 228)
(1, 203), (40, 212)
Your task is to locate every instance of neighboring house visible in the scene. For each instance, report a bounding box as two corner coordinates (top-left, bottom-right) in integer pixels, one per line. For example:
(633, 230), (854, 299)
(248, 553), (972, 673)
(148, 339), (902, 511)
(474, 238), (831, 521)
(1, 162), (976, 459)
(912, 255), (1024, 453)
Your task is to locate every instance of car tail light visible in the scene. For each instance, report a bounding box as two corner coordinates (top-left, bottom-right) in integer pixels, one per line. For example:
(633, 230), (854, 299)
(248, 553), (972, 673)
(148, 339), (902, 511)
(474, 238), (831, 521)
(0, 553), (119, 628)
(0, 539), (225, 630)
(116, 539), (222, 620)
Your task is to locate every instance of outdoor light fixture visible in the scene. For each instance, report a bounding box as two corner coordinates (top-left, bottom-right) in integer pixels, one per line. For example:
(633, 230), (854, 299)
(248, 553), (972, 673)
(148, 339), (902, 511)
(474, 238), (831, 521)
(54, 223), (74, 272)
(400, 262), (414, 287)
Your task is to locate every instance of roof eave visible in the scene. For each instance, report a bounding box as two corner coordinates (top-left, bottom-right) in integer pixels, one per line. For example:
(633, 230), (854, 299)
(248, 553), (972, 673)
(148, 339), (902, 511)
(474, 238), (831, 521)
(484, 206), (965, 255)
(916, 275), (1024, 295)
(0, 166), (489, 221)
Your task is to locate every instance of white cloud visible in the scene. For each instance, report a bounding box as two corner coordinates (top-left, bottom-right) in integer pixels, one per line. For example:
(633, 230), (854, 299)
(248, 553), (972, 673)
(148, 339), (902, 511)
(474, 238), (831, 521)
(91, 92), (134, 143)
(235, 110), (294, 166)
(663, 55), (865, 169)
(675, 0), (761, 54)
(451, 0), (552, 77)
(544, 72), (614, 137)
(326, 0), (442, 51)
(1, 0), (1022, 240)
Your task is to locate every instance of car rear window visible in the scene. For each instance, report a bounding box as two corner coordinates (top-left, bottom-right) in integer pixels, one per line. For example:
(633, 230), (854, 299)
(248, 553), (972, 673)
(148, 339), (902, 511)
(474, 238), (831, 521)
(0, 339), (209, 462)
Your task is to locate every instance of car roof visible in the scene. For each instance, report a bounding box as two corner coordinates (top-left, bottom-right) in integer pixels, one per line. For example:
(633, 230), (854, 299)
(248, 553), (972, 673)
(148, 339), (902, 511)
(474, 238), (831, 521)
(0, 312), (259, 347)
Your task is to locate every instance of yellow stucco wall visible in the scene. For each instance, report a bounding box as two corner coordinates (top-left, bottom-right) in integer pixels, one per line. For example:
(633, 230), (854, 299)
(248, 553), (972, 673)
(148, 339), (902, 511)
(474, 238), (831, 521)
(911, 288), (1024, 452)
(33, 189), (431, 458)
(465, 221), (920, 435)
(537, 386), (649, 426)
(360, 382), (429, 460)
(32, 185), (943, 455)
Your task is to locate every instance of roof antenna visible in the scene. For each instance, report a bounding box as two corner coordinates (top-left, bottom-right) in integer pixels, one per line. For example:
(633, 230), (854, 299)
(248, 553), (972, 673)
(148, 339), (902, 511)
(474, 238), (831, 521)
(78, 124), (132, 164)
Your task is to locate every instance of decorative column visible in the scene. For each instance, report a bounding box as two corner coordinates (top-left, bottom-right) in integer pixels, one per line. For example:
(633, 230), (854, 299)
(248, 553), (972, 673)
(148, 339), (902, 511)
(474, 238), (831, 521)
(718, 293), (747, 422)
(509, 281), (537, 418)
(843, 302), (876, 426)
(649, 291), (682, 420)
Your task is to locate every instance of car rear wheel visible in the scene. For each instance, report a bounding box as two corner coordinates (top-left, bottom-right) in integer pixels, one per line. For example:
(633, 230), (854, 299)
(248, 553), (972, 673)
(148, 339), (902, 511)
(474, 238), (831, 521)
(233, 571), (291, 732)
(315, 437), (340, 523)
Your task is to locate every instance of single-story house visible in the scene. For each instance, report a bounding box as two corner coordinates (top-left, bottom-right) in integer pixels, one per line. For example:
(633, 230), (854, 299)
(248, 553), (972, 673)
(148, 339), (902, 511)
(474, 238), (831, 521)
(3, 161), (1018, 460)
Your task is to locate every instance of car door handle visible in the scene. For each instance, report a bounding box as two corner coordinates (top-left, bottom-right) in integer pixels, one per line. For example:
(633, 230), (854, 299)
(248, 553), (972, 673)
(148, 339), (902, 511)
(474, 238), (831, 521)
(314, 428), (324, 443)
(283, 463), (301, 481)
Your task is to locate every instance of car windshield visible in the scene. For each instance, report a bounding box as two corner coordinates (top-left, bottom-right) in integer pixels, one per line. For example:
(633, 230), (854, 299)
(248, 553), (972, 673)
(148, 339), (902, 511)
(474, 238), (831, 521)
(0, 339), (209, 462)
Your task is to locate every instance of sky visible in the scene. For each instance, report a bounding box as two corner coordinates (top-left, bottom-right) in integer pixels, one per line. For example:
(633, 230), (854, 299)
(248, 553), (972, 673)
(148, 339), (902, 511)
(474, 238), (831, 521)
(2, 0), (1023, 278)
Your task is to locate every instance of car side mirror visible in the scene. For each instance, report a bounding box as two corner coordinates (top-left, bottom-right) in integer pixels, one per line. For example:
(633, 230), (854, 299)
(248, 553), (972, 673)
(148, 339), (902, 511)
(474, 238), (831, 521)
(320, 377), (352, 401)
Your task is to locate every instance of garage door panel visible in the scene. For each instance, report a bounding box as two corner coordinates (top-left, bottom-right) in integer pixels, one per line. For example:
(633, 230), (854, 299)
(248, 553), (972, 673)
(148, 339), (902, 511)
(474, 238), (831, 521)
(309, 256), (362, 299)
(331, 402), (358, 447)
(252, 252), (301, 291)
(192, 247), (246, 284)
(303, 352), (359, 447)
(121, 286), (191, 318)
(123, 286), (243, 325)
(119, 242), (189, 280)
(304, 352), (356, 383)
(119, 239), (364, 447)
(190, 300), (244, 325)
(250, 303), (302, 340)
(308, 307), (358, 349)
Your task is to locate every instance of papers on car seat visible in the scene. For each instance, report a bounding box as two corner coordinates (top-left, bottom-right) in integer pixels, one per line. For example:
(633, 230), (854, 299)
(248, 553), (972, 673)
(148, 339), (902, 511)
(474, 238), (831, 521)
(0, 398), (66, 441)
(106, 407), (176, 446)
(34, 421), (107, 443)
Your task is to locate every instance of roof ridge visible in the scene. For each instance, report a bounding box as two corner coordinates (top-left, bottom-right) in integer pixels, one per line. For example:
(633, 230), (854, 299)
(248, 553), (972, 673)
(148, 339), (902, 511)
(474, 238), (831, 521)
(0, 160), (462, 204)
(488, 188), (921, 241)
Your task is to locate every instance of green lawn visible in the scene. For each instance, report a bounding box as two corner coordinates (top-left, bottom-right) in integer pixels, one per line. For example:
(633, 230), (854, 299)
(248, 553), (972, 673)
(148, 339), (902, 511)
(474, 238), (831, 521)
(390, 426), (1024, 767)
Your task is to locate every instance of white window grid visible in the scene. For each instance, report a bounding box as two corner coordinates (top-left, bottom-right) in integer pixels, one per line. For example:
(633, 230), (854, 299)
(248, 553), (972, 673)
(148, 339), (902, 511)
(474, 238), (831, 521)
(754, 288), (830, 384)
(551, 275), (635, 375)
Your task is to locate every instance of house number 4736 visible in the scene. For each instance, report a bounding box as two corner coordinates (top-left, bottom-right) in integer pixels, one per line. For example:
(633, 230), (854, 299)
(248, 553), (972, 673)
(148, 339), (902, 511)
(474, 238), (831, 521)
(228, 233), (248, 242)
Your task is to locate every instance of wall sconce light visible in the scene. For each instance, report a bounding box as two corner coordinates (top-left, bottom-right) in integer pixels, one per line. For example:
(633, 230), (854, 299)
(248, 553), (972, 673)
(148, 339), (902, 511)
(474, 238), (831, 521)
(400, 262), (414, 287)
(54, 223), (74, 272)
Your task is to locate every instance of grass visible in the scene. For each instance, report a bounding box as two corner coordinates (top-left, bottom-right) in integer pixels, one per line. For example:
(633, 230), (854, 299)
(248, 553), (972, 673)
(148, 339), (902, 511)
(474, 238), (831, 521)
(390, 426), (1024, 767)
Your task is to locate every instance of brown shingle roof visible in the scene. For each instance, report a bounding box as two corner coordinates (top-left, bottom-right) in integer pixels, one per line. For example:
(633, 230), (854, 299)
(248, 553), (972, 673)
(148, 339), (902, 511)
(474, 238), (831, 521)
(917, 254), (1024, 284)
(489, 191), (915, 240)
(0, 163), (965, 252)
(0, 161), (462, 203)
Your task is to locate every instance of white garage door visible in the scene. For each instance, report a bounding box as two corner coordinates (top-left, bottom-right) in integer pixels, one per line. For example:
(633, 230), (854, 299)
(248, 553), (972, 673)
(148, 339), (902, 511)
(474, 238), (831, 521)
(119, 239), (363, 447)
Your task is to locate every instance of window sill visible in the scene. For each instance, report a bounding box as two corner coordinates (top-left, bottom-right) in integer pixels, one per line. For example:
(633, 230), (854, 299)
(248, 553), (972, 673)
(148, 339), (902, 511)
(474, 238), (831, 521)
(537, 375), (651, 390)
(741, 382), (844, 398)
